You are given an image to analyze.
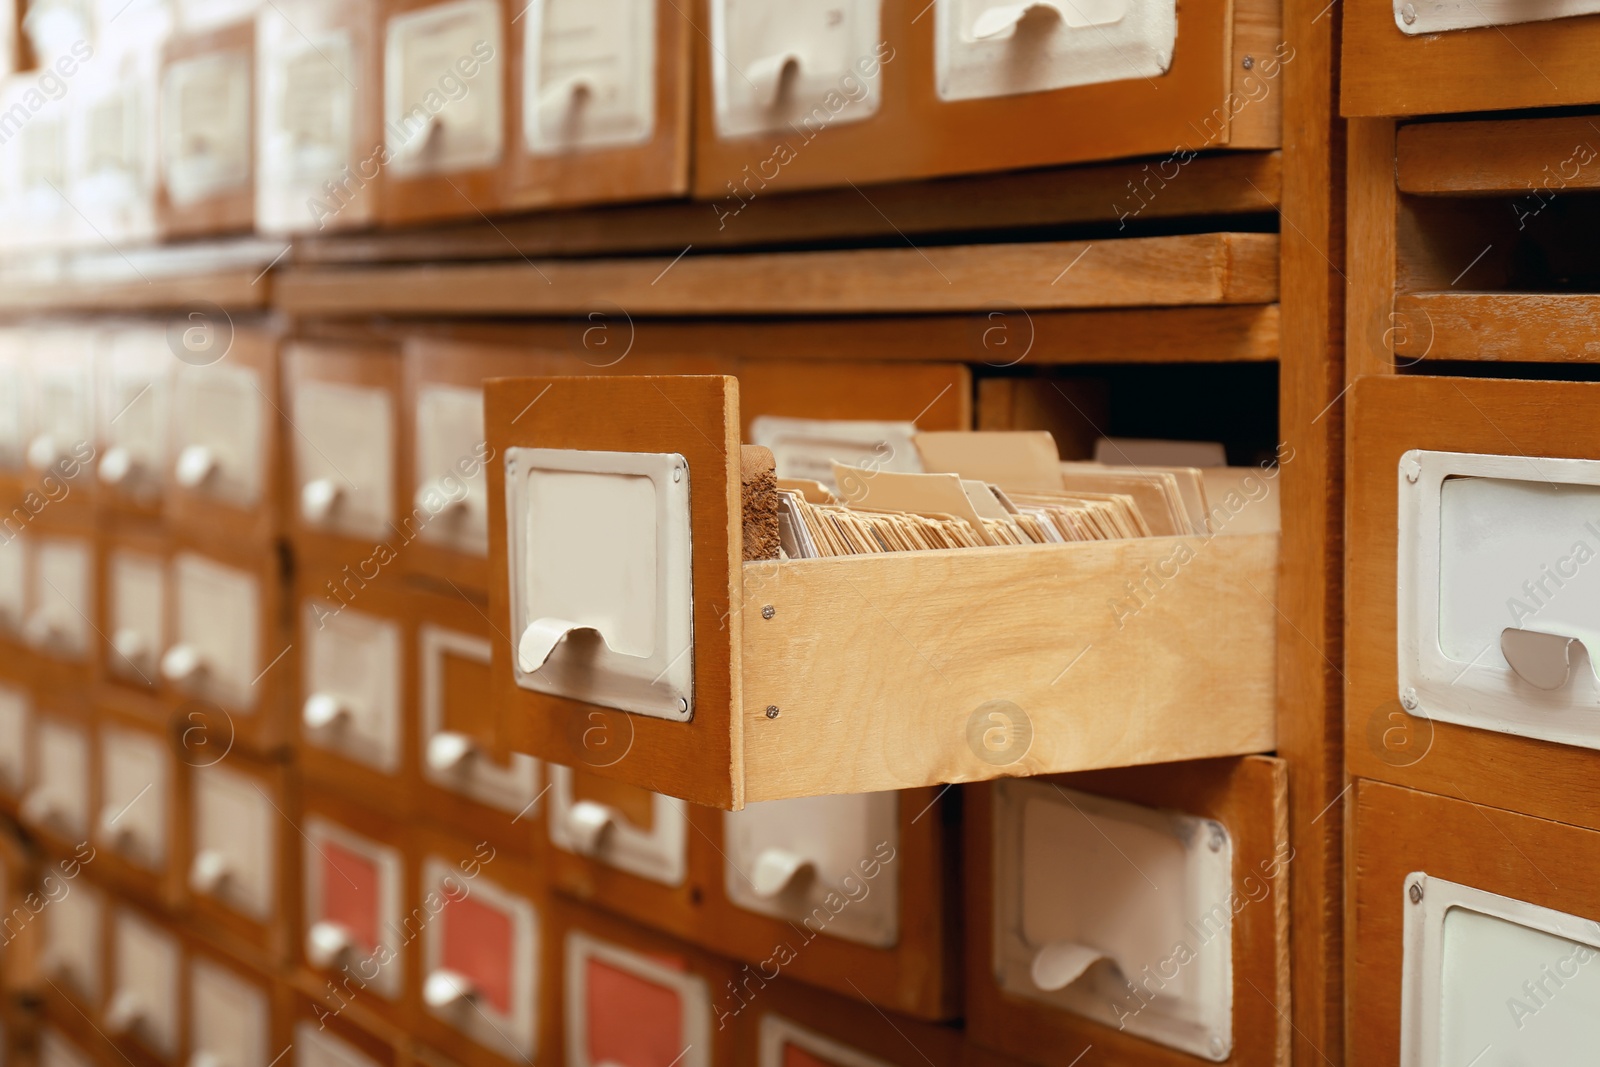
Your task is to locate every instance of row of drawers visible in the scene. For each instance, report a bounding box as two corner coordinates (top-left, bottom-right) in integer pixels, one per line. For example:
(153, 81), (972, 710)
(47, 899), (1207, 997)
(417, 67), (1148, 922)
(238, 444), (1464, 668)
(8, 868), (966, 1067)
(1343, 374), (1600, 1060)
(0, 683), (1295, 1063)
(0, 0), (1282, 251)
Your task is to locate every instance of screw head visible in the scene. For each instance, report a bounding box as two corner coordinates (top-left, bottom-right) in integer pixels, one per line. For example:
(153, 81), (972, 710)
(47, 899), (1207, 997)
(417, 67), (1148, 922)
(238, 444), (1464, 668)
(761, 605), (775, 619)
(1400, 688), (1419, 711)
(1209, 1036), (1226, 1058)
(1401, 2), (1417, 22)
(672, 466), (684, 483)
(1409, 881), (1424, 904)
(1208, 823), (1227, 852)
(1401, 456), (1422, 483)
(765, 705), (780, 719)
(1241, 55), (1254, 69)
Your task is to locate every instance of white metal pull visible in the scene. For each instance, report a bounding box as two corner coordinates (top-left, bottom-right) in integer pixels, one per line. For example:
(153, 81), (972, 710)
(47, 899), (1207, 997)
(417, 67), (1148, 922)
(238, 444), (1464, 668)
(1030, 940), (1113, 991)
(517, 618), (615, 674)
(302, 693), (350, 731)
(1502, 627), (1591, 691)
(99, 445), (136, 485)
(300, 478), (342, 524)
(748, 52), (802, 107)
(160, 643), (206, 684)
(190, 849), (231, 894)
(750, 848), (814, 899)
(564, 801), (616, 855)
(26, 434), (61, 471)
(307, 921), (356, 969)
(175, 444), (217, 488)
(103, 989), (144, 1033)
(427, 731), (477, 773)
(423, 968), (476, 1009)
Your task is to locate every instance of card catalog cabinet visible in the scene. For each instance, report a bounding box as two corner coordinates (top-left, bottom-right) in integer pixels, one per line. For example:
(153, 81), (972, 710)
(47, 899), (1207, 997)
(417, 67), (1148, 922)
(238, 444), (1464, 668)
(282, 343), (405, 561)
(379, 0), (510, 225)
(412, 825), (543, 1067)
(693, 0), (1282, 195)
(21, 326), (97, 530)
(163, 540), (292, 758)
(487, 375), (1278, 810)
(500, 0), (690, 211)
(1343, 0), (1600, 115)
(1350, 779), (1600, 1064)
(256, 0), (382, 234)
(295, 563), (410, 815)
(103, 904), (183, 1063)
(166, 328), (282, 548)
(184, 752), (296, 963)
(94, 324), (170, 522)
(965, 757), (1289, 1065)
(298, 794), (410, 1023)
(158, 20), (256, 237)
(93, 712), (178, 907)
(1348, 375), (1600, 829)
(411, 584), (540, 859)
(553, 898), (733, 1067)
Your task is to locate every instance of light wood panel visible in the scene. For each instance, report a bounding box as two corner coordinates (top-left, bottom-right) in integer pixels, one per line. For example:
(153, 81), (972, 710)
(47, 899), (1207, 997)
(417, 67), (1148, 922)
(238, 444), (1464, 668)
(1343, 0), (1600, 116)
(1397, 115), (1600, 194)
(741, 533), (1279, 801)
(1346, 118), (1399, 380)
(1346, 374), (1600, 828)
(1394, 292), (1600, 362)
(276, 234), (1280, 317)
(298, 152), (1283, 264)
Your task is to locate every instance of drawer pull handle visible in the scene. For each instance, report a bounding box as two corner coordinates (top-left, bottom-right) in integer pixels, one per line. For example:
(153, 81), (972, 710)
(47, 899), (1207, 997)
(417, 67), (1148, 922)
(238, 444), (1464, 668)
(539, 75), (593, 124)
(564, 801), (616, 855)
(175, 444), (218, 488)
(747, 52), (802, 108)
(103, 989), (144, 1033)
(1501, 627), (1590, 692)
(160, 644), (206, 684)
(750, 848), (814, 899)
(111, 628), (150, 672)
(190, 849), (231, 894)
(1030, 940), (1113, 992)
(427, 732), (477, 773)
(415, 482), (470, 515)
(19, 788), (58, 829)
(517, 618), (615, 674)
(300, 478), (343, 524)
(423, 969), (476, 1009)
(99, 445), (138, 486)
(302, 693), (350, 731)
(307, 921), (357, 969)
(26, 434), (61, 471)
(98, 803), (139, 848)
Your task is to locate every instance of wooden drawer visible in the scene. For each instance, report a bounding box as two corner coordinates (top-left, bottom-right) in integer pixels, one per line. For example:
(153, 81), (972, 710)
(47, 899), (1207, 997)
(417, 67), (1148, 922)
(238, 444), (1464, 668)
(1350, 779), (1600, 1062)
(162, 540), (293, 758)
(486, 374), (1278, 809)
(20, 326), (97, 530)
(1343, 0), (1600, 116)
(158, 20), (256, 238)
(411, 825), (544, 1067)
(66, 40), (162, 251)
(182, 752), (297, 965)
(295, 562), (411, 814)
(96, 530), (167, 694)
(256, 0), (383, 234)
(1350, 117), (1600, 370)
(551, 897), (734, 1067)
(37, 874), (105, 1020)
(727, 970), (963, 1067)
(691, 0), (1281, 197)
(499, 0), (691, 211)
(282, 343), (405, 560)
(378, 0), (511, 226)
(103, 902), (184, 1065)
(94, 324), (170, 523)
(411, 584), (541, 859)
(92, 710), (180, 910)
(188, 941), (286, 1067)
(298, 791), (412, 1024)
(290, 992), (403, 1067)
(1348, 375), (1600, 826)
(0, 328), (26, 499)
(18, 530), (96, 681)
(965, 757), (1289, 1065)
(20, 704), (94, 856)
(166, 327), (282, 548)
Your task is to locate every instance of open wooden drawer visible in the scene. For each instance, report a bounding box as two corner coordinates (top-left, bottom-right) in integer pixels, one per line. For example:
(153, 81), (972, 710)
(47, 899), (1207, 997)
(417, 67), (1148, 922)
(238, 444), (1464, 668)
(487, 375), (1278, 809)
